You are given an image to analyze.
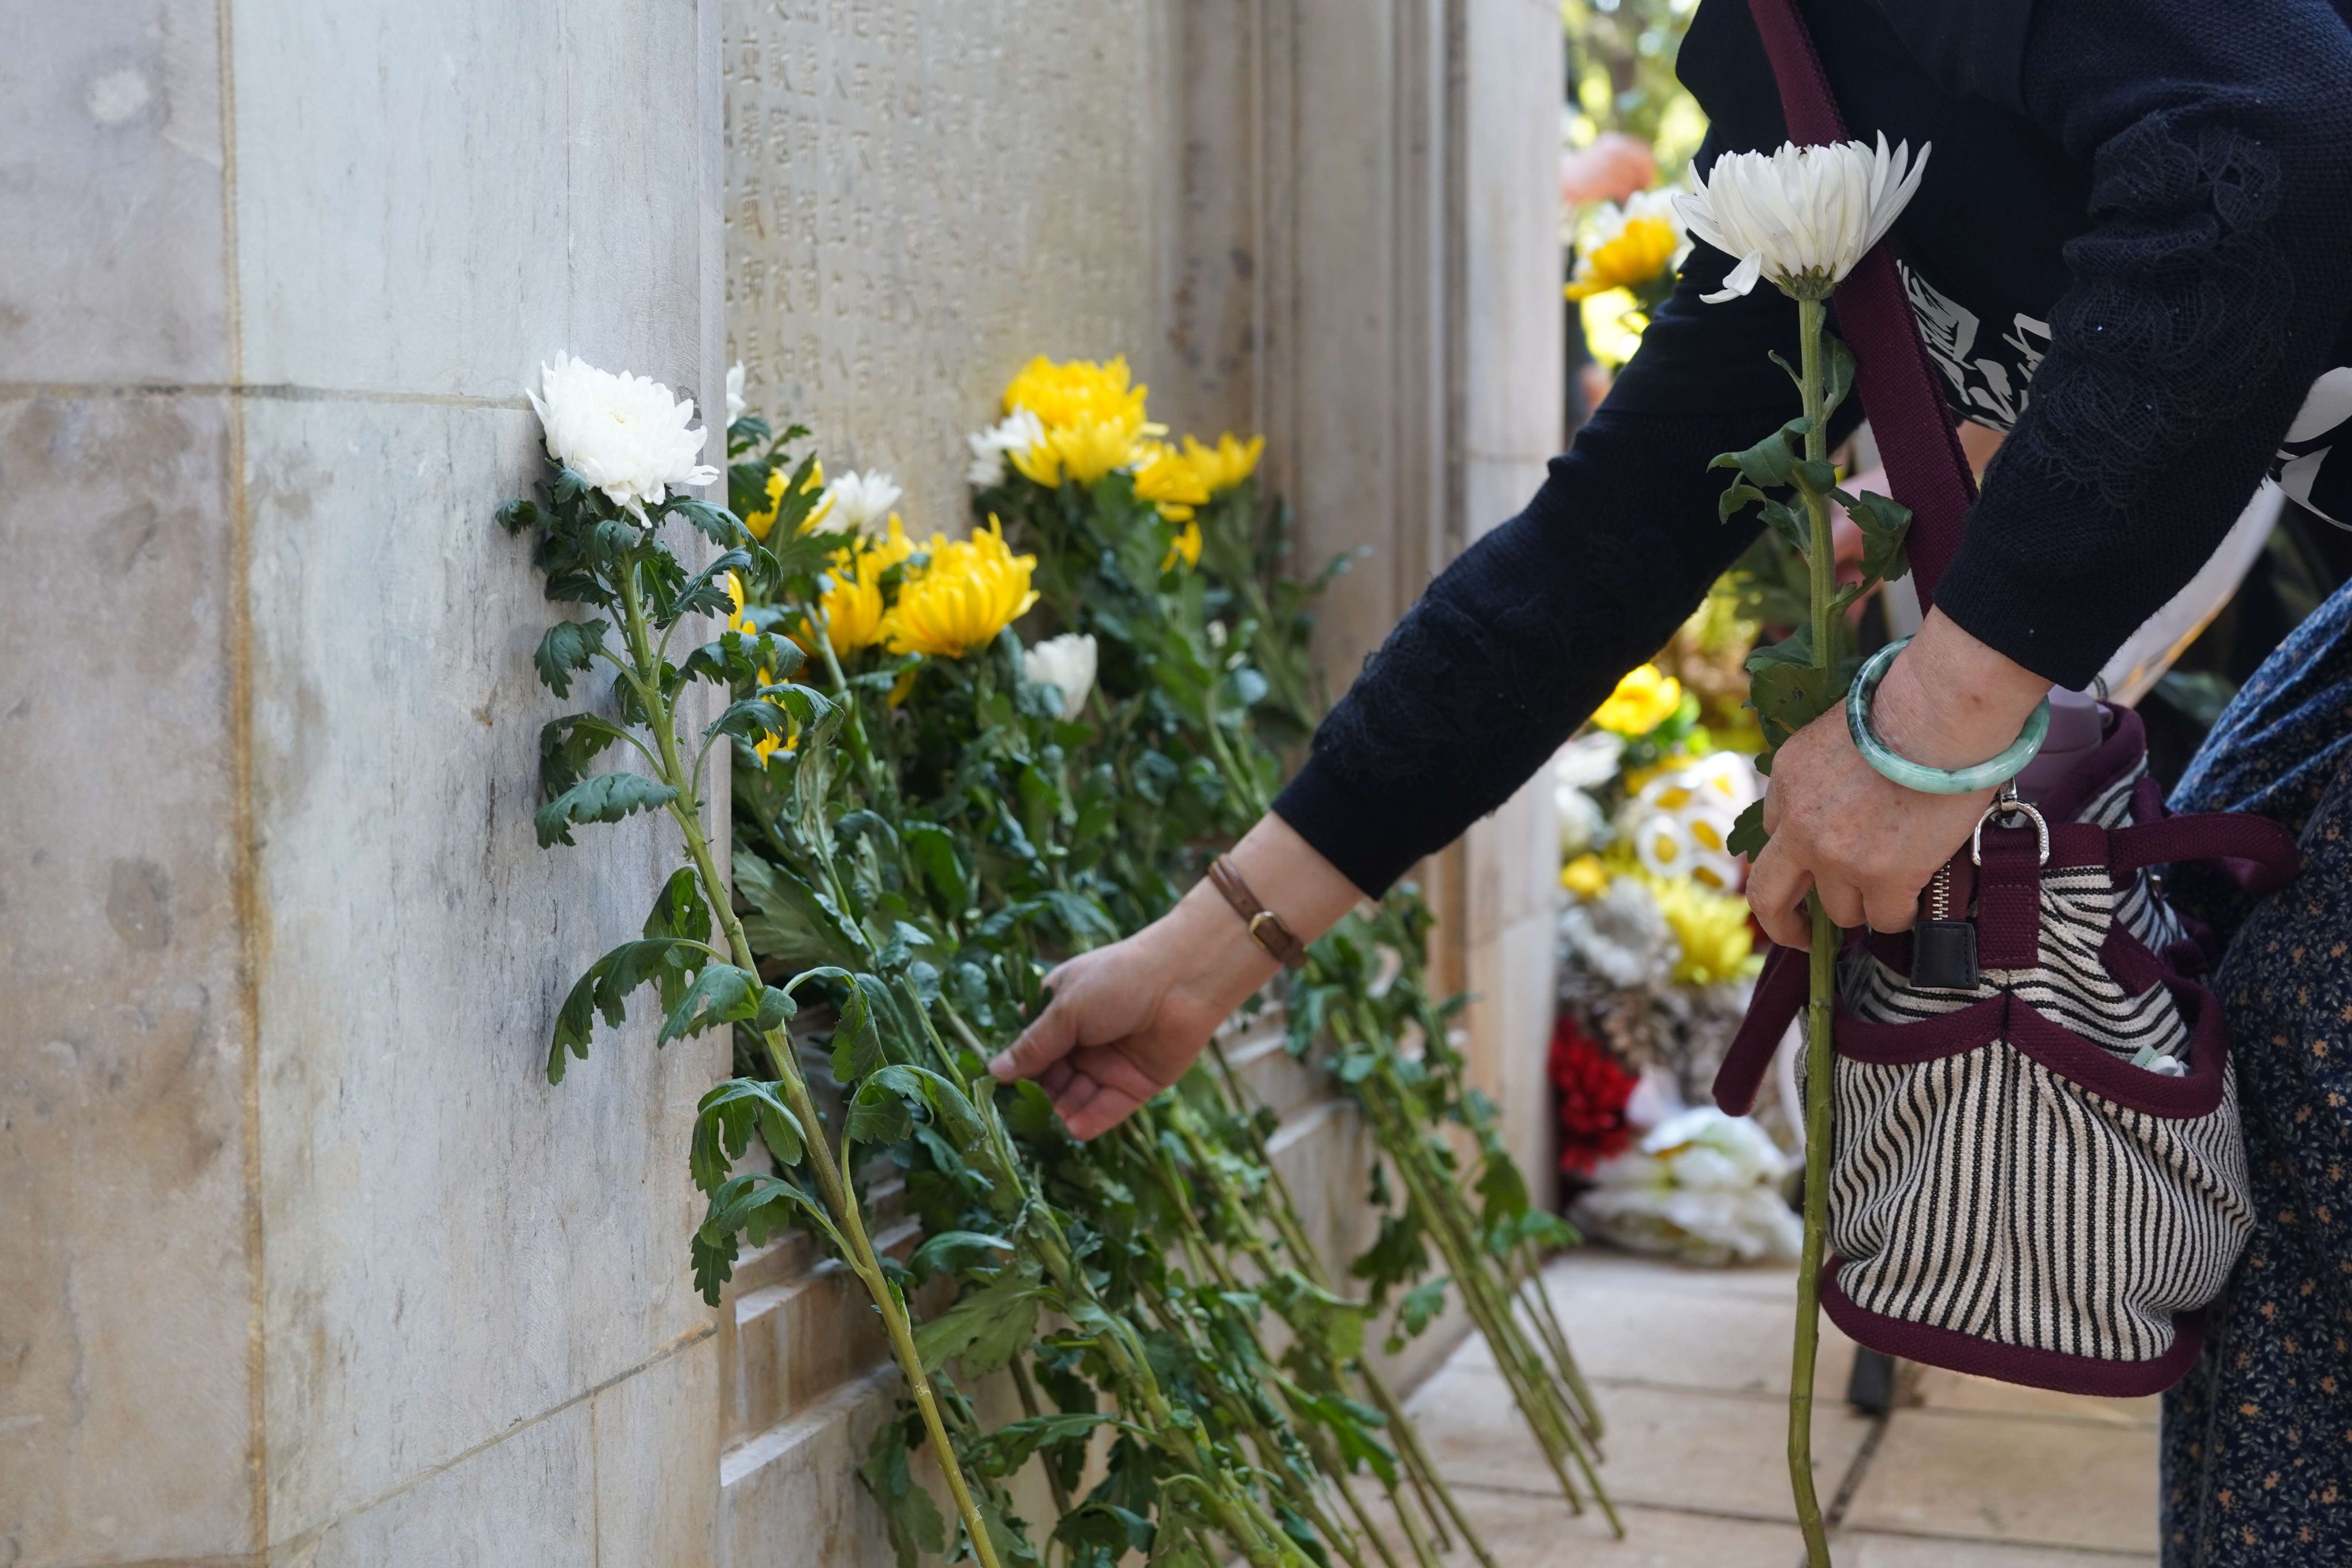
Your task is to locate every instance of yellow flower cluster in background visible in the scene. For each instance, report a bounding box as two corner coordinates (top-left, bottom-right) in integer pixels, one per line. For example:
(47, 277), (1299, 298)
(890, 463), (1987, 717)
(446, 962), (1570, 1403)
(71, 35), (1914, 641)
(884, 518), (1040, 657)
(744, 458), (825, 541)
(726, 572), (794, 762)
(1646, 875), (1758, 986)
(1564, 192), (1684, 302)
(1005, 356), (1162, 487)
(1591, 663), (1684, 737)
(815, 518), (914, 655)
(996, 358), (1267, 554)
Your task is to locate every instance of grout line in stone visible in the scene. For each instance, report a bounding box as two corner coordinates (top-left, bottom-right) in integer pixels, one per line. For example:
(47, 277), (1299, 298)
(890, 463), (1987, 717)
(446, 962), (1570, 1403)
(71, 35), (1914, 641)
(0, 380), (533, 411)
(1831, 1523), (2159, 1559)
(1820, 1403), (1889, 1531)
(1442, 1474), (1808, 1530)
(261, 1321), (717, 1556)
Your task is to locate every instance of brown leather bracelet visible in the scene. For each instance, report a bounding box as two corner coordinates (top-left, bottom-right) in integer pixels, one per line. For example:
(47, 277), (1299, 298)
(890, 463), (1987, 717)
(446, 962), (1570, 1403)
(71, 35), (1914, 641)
(1206, 856), (1309, 970)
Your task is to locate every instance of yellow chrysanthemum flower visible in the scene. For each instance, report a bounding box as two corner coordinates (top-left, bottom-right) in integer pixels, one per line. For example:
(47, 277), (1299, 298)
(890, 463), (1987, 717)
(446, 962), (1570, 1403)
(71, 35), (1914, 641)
(1163, 520), (1203, 572)
(725, 572), (794, 762)
(1132, 439), (1212, 522)
(1014, 412), (1151, 488)
(1182, 432), (1265, 494)
(1591, 664), (1684, 737)
(814, 546), (891, 655)
(745, 469), (788, 540)
(1565, 192), (1685, 301)
(1003, 355), (1152, 431)
(1561, 853), (1610, 899)
(1645, 876), (1761, 987)
(743, 458), (824, 541)
(1565, 216), (1682, 300)
(883, 517), (1040, 657)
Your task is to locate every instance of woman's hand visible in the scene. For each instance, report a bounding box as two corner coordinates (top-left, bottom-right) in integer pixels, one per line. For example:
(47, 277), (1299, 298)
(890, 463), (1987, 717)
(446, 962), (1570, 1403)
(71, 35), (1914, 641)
(1745, 608), (2050, 947)
(989, 815), (1363, 1139)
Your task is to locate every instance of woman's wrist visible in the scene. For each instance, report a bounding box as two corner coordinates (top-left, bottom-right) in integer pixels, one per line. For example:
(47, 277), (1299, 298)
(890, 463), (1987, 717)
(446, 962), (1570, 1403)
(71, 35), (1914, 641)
(1871, 607), (2052, 772)
(1166, 813), (1363, 1012)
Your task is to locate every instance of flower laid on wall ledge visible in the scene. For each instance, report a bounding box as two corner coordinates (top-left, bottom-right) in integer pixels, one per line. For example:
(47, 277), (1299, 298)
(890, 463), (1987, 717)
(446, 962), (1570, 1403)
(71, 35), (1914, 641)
(810, 467), (903, 539)
(527, 354), (719, 518)
(1020, 630), (1097, 721)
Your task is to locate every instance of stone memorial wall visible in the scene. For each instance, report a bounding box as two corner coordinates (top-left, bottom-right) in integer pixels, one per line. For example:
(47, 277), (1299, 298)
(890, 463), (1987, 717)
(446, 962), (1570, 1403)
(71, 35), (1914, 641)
(723, 0), (1167, 533)
(3, 3), (1559, 1562)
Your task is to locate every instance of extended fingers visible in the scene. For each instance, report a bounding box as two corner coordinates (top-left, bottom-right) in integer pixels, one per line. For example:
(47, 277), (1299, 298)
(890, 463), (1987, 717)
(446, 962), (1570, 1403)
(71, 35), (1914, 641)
(991, 988), (1080, 1082)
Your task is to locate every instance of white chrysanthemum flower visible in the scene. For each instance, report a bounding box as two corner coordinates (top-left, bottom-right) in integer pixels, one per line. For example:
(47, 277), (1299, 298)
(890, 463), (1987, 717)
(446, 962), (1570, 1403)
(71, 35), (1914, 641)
(725, 362), (747, 425)
(1022, 632), (1098, 722)
(1573, 1107), (1801, 1267)
(528, 355), (721, 519)
(1672, 133), (1929, 303)
(809, 469), (903, 539)
(965, 408), (1047, 489)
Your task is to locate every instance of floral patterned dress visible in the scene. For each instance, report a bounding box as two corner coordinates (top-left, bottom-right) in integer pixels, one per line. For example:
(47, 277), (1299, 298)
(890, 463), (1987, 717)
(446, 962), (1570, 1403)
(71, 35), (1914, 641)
(2161, 578), (2352, 1565)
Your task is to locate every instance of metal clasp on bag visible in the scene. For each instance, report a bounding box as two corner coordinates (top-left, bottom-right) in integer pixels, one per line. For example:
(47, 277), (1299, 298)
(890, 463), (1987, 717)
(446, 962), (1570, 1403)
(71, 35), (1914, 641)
(1970, 783), (2049, 867)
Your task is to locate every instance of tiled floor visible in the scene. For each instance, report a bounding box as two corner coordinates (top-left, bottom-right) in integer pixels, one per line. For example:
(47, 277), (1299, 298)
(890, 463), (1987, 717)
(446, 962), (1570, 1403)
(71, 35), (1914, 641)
(1398, 1248), (2159, 1566)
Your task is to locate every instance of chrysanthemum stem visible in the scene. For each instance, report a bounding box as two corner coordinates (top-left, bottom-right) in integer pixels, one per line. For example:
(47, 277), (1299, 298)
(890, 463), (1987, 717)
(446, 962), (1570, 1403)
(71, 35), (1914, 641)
(1788, 293), (1837, 1568)
(617, 562), (1004, 1568)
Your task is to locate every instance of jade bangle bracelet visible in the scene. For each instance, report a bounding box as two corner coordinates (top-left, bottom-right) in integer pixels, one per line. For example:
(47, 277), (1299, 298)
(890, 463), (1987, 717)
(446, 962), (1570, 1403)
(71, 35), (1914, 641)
(1845, 636), (2051, 795)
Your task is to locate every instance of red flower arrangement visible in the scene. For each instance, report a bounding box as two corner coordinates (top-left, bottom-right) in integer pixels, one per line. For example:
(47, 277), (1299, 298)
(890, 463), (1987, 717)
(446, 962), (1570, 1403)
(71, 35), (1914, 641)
(1549, 1012), (1640, 1177)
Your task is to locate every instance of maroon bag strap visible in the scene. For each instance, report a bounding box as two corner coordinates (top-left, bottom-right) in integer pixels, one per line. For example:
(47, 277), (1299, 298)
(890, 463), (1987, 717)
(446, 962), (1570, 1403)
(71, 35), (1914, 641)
(1740, 0), (1979, 606)
(1715, 941), (1808, 1114)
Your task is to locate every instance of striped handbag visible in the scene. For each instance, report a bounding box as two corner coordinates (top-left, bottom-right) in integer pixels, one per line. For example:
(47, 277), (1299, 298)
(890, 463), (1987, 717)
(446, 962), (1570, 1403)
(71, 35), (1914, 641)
(1716, 716), (2298, 1394)
(1713, 0), (2304, 1397)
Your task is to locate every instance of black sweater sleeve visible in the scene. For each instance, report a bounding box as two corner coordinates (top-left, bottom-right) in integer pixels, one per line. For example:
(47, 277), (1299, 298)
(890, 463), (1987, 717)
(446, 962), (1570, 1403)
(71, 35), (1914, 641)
(1935, 0), (2352, 687)
(1272, 241), (1828, 896)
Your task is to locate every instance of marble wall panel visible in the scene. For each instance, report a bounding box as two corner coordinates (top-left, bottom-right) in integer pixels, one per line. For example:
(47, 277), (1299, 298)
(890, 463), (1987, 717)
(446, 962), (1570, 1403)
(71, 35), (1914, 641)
(241, 396), (724, 1540)
(0, 0), (228, 385)
(0, 392), (251, 1564)
(721, 0), (1170, 535)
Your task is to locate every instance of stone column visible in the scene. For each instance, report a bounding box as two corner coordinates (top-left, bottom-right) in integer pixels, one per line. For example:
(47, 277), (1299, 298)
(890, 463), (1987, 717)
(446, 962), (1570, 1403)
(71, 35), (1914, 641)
(2, 3), (728, 1562)
(1451, 0), (1568, 1183)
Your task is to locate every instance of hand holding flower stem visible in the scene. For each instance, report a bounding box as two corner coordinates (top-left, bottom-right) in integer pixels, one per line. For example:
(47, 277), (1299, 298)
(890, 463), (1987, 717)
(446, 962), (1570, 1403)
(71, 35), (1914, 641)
(1680, 133), (1931, 1568)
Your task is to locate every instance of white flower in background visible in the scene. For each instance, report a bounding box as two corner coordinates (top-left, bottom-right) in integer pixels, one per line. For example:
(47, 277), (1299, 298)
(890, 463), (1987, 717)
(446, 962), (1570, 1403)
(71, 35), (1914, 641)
(1572, 1107), (1802, 1267)
(1673, 133), (1929, 303)
(1554, 729), (1626, 791)
(1556, 784), (1606, 858)
(810, 469), (903, 539)
(966, 408), (1047, 489)
(1620, 750), (1760, 891)
(1022, 632), (1098, 721)
(1558, 875), (1675, 990)
(528, 354), (721, 519)
(725, 362), (747, 425)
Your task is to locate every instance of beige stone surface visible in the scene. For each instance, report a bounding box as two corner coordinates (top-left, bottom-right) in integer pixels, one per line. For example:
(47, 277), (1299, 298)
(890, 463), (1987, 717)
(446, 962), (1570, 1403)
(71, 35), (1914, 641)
(1394, 1251), (2164, 1567)
(1842, 1408), (2160, 1552)
(4, 0), (728, 1559)
(0, 390), (253, 1568)
(591, 1335), (722, 1568)
(1832, 1534), (2156, 1566)
(722, 0), (1168, 535)
(719, 1366), (902, 1568)
(244, 392), (725, 1544)
(1455, 1249), (1861, 1399)
(1409, 1364), (1874, 1524)
(0, 0), (229, 384)
(1910, 1364), (2160, 1428)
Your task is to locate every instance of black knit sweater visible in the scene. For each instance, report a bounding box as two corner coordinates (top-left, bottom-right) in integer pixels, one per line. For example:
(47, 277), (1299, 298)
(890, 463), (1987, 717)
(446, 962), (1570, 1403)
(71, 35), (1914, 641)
(1275, 0), (2352, 897)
